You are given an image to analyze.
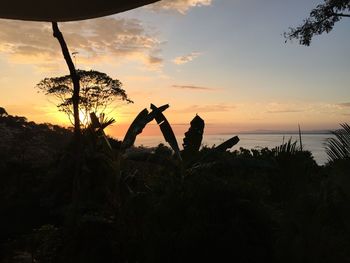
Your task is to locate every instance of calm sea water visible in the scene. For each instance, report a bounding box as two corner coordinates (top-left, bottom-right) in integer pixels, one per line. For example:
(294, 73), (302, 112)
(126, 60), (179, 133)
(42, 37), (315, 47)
(135, 134), (334, 165)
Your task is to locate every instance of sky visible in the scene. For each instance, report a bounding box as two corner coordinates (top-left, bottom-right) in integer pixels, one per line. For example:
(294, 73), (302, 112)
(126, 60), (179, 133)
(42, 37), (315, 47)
(0, 0), (349, 138)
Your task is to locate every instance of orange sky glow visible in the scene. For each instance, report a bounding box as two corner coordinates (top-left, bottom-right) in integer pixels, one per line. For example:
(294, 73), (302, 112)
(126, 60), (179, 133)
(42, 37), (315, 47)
(0, 0), (349, 139)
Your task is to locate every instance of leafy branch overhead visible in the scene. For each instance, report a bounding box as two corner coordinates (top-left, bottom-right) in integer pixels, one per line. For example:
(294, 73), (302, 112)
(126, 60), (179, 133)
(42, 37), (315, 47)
(285, 0), (350, 46)
(36, 70), (133, 125)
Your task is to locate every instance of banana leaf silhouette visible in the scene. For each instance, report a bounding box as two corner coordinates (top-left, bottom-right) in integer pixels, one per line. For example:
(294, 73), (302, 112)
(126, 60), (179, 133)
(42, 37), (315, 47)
(150, 104), (182, 161)
(214, 136), (240, 152)
(122, 104), (169, 151)
(182, 115), (205, 163)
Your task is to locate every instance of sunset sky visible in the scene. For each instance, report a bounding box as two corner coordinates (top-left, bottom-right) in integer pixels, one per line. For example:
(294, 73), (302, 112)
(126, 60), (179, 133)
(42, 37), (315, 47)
(0, 0), (349, 138)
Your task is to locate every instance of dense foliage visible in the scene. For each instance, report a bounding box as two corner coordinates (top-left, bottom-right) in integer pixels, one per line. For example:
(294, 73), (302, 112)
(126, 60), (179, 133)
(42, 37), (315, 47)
(1, 108), (350, 263)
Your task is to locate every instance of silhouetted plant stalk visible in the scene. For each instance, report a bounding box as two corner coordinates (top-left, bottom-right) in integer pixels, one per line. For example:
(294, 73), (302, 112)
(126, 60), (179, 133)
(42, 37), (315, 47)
(299, 124), (303, 151)
(273, 137), (300, 156)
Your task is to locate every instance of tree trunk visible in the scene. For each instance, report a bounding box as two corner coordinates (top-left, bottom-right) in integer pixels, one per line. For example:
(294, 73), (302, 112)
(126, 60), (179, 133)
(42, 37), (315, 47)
(52, 22), (81, 139)
(52, 22), (82, 215)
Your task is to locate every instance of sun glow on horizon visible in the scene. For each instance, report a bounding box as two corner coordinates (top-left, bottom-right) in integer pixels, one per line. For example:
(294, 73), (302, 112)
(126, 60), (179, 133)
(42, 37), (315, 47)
(0, 0), (349, 137)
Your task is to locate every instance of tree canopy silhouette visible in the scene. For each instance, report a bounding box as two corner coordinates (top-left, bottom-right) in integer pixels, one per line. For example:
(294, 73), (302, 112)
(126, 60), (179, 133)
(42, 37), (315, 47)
(36, 70), (133, 126)
(285, 0), (350, 45)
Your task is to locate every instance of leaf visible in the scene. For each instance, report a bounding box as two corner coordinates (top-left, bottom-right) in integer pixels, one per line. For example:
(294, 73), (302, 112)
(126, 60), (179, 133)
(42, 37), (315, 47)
(98, 113), (116, 130)
(273, 137), (299, 156)
(121, 104), (169, 151)
(122, 109), (151, 151)
(182, 114), (205, 163)
(150, 104), (181, 160)
(325, 123), (350, 162)
(193, 136), (239, 166)
(89, 112), (112, 151)
(214, 136), (240, 152)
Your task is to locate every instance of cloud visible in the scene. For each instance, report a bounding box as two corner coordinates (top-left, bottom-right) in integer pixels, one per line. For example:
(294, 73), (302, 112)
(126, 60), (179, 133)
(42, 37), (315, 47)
(172, 84), (214, 91)
(179, 104), (235, 113)
(265, 102), (306, 114)
(173, 52), (201, 65)
(152, 0), (212, 14)
(338, 102), (350, 107)
(264, 102), (350, 116)
(267, 109), (304, 114)
(0, 17), (162, 70)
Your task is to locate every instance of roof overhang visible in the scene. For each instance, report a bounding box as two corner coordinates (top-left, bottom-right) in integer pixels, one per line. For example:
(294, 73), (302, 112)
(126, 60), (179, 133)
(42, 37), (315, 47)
(0, 0), (160, 22)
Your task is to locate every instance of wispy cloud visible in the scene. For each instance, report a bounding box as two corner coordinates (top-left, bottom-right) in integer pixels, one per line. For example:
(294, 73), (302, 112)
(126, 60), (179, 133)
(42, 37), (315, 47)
(265, 102), (306, 114)
(173, 52), (201, 65)
(338, 102), (350, 107)
(152, 0), (212, 14)
(267, 109), (304, 114)
(0, 17), (162, 71)
(179, 104), (235, 113)
(264, 102), (350, 116)
(172, 84), (215, 91)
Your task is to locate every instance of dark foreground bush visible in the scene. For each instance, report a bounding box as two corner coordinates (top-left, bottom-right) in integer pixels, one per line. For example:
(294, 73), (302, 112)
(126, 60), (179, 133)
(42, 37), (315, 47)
(1, 110), (350, 263)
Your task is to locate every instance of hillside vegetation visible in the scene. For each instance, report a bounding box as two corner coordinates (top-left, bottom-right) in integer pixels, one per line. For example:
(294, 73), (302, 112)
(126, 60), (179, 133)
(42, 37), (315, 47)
(1, 107), (349, 263)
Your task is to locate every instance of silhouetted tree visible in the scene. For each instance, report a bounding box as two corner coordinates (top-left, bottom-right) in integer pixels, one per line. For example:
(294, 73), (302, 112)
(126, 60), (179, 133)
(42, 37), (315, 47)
(285, 0), (350, 45)
(37, 70), (133, 126)
(0, 107), (8, 117)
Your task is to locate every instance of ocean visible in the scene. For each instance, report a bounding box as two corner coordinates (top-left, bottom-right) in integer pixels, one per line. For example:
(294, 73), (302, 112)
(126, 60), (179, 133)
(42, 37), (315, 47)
(134, 133), (334, 165)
